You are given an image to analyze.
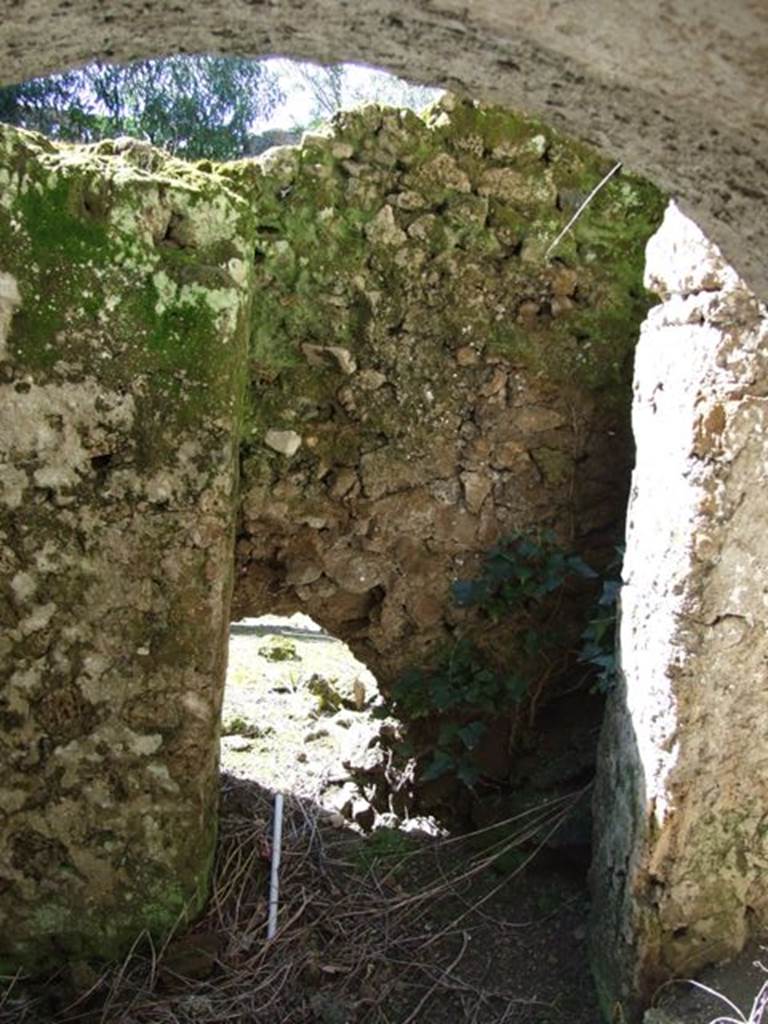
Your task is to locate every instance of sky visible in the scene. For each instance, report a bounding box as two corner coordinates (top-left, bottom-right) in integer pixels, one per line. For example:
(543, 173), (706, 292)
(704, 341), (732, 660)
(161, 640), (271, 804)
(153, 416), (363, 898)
(253, 58), (442, 132)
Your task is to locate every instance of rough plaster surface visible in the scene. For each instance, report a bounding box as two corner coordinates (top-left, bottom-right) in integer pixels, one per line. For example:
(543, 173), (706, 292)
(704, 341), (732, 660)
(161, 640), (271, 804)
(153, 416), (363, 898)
(0, 129), (253, 969)
(591, 203), (768, 1021)
(0, 0), (765, 302)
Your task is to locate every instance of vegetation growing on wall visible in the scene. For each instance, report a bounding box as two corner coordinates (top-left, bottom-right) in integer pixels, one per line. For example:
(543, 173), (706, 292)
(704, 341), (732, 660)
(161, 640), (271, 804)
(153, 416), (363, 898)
(233, 94), (665, 462)
(0, 91), (662, 973)
(382, 532), (610, 787)
(0, 129), (254, 452)
(231, 94), (662, 775)
(0, 123), (253, 971)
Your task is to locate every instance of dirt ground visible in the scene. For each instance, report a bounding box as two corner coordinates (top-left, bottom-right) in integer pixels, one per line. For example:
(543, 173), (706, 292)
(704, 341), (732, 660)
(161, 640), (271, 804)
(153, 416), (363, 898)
(221, 616), (604, 1023)
(645, 941), (768, 1023)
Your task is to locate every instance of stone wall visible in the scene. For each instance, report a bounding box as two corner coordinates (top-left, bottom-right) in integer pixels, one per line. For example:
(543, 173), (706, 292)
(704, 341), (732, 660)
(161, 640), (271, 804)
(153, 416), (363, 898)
(0, 99), (663, 974)
(590, 204), (768, 1021)
(10, 91), (767, 1024)
(231, 95), (661, 720)
(0, 131), (253, 969)
(2, 78), (766, 1024)
(0, 0), (764, 306)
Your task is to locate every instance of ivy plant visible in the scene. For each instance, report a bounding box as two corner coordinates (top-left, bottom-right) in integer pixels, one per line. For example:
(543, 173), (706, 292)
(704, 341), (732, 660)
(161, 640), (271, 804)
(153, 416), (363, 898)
(384, 531), (606, 788)
(578, 550), (623, 692)
(451, 530), (597, 617)
(385, 639), (529, 785)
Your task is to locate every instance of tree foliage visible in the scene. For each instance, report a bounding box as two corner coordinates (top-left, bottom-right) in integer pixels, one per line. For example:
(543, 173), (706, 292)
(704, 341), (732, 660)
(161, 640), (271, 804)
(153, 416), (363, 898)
(0, 55), (441, 161)
(0, 56), (284, 160)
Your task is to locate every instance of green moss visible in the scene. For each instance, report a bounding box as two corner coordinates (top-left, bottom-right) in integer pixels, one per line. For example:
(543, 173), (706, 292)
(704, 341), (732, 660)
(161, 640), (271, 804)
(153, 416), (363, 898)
(237, 97), (665, 472)
(0, 127), (253, 471)
(435, 102), (537, 151)
(532, 448), (572, 485)
(140, 817), (217, 940)
(119, 280), (241, 441)
(0, 862), (211, 974)
(2, 175), (112, 369)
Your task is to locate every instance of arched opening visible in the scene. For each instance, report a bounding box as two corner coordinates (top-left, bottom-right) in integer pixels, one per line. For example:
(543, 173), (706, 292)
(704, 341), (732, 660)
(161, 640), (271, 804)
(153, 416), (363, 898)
(0, 25), (765, 1024)
(222, 611), (384, 822)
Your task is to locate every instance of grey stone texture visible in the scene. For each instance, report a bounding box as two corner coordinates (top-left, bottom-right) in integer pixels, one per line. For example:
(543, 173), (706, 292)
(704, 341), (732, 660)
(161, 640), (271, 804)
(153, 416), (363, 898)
(0, 0), (765, 304)
(591, 203), (768, 1021)
(231, 97), (660, 704)
(0, 131), (253, 969)
(1, 57), (767, 1022)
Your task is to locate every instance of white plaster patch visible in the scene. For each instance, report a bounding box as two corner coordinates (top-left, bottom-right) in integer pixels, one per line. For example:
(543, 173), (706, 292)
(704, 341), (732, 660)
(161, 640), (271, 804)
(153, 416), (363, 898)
(144, 474), (174, 504)
(228, 257), (247, 287)
(129, 732), (163, 756)
(182, 692), (212, 721)
(0, 270), (21, 360)
(0, 167), (13, 209)
(0, 380), (135, 505)
(19, 602), (56, 635)
(11, 571), (37, 605)
(10, 665), (42, 691)
(82, 652), (110, 679)
(152, 269), (178, 314)
(0, 464), (29, 509)
(146, 763), (178, 790)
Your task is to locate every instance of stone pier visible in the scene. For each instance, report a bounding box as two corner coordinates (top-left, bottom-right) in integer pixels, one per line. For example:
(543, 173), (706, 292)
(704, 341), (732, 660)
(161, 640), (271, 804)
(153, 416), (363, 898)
(0, 130), (252, 969)
(591, 204), (768, 1020)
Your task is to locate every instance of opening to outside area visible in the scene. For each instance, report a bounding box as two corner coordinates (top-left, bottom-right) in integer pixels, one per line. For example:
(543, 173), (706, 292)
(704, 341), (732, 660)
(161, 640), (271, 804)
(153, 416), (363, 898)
(5, 46), (764, 1024)
(0, 57), (442, 161)
(223, 613), (394, 827)
(0, 52), (640, 1023)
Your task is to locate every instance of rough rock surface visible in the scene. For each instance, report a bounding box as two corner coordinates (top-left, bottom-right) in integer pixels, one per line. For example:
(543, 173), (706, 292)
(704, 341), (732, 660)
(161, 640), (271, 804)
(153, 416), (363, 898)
(0, 99), (661, 976)
(0, 0), (765, 304)
(9, 93), (761, 1024)
(590, 203), (768, 1021)
(232, 96), (662, 706)
(0, 130), (253, 969)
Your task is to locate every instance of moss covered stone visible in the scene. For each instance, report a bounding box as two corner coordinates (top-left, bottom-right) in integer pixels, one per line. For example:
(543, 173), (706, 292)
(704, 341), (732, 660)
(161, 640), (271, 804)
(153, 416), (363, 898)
(231, 95), (663, 471)
(232, 95), (664, 726)
(0, 96), (665, 974)
(0, 125), (252, 972)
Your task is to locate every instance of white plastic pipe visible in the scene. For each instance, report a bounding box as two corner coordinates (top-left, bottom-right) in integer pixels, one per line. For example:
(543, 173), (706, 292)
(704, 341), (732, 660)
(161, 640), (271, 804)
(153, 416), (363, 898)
(267, 792), (284, 940)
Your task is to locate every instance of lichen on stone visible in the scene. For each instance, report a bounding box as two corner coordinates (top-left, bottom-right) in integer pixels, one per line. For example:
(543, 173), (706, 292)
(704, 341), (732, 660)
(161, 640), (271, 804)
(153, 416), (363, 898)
(232, 94), (665, 703)
(0, 123), (252, 972)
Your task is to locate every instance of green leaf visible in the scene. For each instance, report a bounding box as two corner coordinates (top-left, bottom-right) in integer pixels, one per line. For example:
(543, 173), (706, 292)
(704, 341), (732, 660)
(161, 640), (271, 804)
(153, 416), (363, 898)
(422, 750), (456, 781)
(457, 721), (487, 749)
(567, 554), (599, 579)
(504, 676), (529, 702)
(438, 721), (460, 745)
(456, 760), (481, 787)
(452, 579), (482, 606)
